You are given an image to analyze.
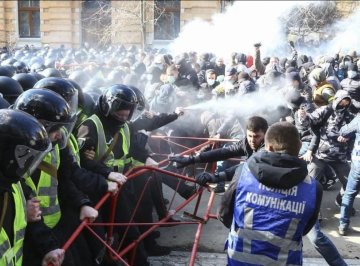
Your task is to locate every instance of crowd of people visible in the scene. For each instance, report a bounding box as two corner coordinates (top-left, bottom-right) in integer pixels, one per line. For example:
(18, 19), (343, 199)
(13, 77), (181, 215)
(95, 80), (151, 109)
(0, 40), (359, 266)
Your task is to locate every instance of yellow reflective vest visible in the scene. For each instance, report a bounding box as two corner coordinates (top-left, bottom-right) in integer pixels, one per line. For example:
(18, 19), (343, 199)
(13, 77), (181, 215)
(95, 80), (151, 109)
(25, 146), (61, 229)
(86, 114), (131, 173)
(0, 182), (27, 266)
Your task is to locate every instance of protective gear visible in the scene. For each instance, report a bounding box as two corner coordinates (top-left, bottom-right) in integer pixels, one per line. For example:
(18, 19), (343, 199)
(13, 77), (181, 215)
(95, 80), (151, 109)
(40, 68), (62, 78)
(169, 155), (196, 168)
(30, 62), (45, 73)
(25, 145), (61, 228)
(12, 73), (38, 91)
(195, 172), (220, 186)
(227, 164), (316, 266)
(128, 85), (146, 121)
(13, 88), (75, 149)
(13, 61), (28, 73)
(99, 84), (137, 122)
(0, 96), (10, 109)
(64, 78), (84, 113)
(0, 109), (51, 180)
(82, 114), (131, 172)
(313, 82), (336, 106)
(33, 77), (78, 117)
(1, 58), (17, 66)
(0, 76), (24, 104)
(28, 72), (45, 81)
(207, 79), (216, 86)
(0, 65), (16, 77)
(0, 182), (27, 266)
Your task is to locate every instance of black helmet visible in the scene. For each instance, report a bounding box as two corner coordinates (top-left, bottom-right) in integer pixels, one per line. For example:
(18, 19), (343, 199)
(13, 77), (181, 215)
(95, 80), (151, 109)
(99, 84), (137, 122)
(128, 85), (146, 120)
(64, 78), (85, 113)
(0, 96), (10, 109)
(0, 109), (51, 181)
(1, 58), (17, 66)
(0, 65), (16, 77)
(13, 61), (28, 73)
(0, 76), (24, 104)
(30, 62), (45, 72)
(13, 88), (75, 149)
(12, 73), (38, 91)
(40, 68), (62, 78)
(29, 72), (45, 81)
(33, 77), (78, 117)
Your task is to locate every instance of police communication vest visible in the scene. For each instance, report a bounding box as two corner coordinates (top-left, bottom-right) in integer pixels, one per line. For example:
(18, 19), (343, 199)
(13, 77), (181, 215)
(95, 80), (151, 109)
(0, 182), (27, 266)
(227, 164), (316, 266)
(86, 114), (131, 173)
(25, 146), (61, 229)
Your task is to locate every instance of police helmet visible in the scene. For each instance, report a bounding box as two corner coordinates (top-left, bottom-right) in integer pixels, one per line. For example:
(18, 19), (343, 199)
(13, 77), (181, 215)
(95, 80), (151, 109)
(99, 84), (137, 122)
(0, 109), (51, 180)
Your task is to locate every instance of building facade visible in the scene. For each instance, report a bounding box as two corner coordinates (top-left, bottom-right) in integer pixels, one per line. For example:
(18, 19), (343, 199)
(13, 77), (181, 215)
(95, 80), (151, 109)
(0, 0), (358, 49)
(0, 0), (222, 49)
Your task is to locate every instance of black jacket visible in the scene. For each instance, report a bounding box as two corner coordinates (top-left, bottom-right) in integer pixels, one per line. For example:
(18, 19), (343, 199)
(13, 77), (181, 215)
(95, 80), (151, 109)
(78, 108), (180, 171)
(196, 137), (264, 181)
(198, 137), (262, 162)
(218, 151), (322, 236)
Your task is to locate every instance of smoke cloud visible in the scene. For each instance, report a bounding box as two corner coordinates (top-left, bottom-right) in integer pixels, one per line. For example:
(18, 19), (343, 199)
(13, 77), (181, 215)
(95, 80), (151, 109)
(169, 1), (311, 59)
(183, 86), (287, 117)
(315, 8), (360, 58)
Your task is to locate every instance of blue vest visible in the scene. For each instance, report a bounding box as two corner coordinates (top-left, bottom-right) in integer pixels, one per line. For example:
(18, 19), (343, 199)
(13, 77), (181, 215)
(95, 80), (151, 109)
(227, 163), (316, 266)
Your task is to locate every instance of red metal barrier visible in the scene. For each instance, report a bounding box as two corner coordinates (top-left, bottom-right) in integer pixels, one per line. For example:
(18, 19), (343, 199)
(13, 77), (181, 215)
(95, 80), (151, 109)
(54, 136), (238, 265)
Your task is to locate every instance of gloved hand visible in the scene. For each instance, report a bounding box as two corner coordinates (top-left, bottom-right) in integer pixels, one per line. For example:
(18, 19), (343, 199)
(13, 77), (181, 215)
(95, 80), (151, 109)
(195, 172), (219, 186)
(169, 155), (195, 168)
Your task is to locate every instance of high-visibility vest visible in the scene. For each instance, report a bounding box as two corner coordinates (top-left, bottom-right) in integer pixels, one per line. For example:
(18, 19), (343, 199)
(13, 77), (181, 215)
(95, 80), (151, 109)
(227, 163), (316, 266)
(25, 146), (61, 229)
(68, 133), (81, 166)
(0, 182), (27, 266)
(313, 81), (335, 106)
(86, 114), (131, 173)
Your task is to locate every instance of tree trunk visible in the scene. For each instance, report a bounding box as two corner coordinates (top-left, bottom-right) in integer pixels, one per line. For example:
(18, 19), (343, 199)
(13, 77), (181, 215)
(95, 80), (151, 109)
(140, 0), (146, 49)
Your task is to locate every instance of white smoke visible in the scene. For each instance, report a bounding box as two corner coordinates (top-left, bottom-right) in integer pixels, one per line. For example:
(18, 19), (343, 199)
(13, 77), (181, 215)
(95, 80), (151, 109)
(169, 1), (312, 60)
(183, 87), (288, 119)
(316, 8), (360, 58)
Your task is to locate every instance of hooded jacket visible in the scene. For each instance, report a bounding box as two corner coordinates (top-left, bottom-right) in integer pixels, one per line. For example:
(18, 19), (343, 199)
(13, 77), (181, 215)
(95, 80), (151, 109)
(340, 74), (360, 110)
(306, 90), (354, 162)
(219, 151), (322, 232)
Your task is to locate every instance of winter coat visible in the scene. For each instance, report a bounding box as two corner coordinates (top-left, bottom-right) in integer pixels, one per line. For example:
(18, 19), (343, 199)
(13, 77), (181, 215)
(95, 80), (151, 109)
(218, 151), (322, 230)
(341, 76), (360, 111)
(306, 90), (354, 162)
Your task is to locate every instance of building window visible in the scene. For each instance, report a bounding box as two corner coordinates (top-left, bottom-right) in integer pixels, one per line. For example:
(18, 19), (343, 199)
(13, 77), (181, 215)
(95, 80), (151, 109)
(154, 0), (180, 40)
(18, 0), (40, 38)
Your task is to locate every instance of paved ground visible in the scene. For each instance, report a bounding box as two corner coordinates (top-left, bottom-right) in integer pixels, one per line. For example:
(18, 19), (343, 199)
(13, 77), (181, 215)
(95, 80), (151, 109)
(150, 181), (360, 265)
(149, 252), (360, 266)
